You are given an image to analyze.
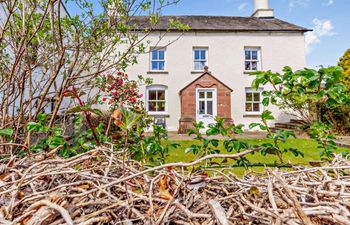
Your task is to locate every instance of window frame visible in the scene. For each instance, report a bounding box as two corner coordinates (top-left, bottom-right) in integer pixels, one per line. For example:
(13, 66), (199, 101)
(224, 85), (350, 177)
(244, 47), (261, 72)
(245, 88), (263, 114)
(150, 48), (166, 71)
(146, 85), (168, 114)
(193, 47), (208, 71)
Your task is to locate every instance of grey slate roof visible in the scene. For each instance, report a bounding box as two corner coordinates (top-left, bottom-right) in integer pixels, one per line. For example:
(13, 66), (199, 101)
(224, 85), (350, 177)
(130, 16), (310, 32)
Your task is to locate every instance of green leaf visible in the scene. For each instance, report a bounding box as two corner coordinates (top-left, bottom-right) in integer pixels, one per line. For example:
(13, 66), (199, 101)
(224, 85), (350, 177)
(261, 110), (274, 120)
(249, 123), (261, 129)
(262, 97), (270, 106)
(211, 139), (219, 147)
(26, 122), (38, 132)
(37, 113), (49, 122)
(0, 128), (13, 137)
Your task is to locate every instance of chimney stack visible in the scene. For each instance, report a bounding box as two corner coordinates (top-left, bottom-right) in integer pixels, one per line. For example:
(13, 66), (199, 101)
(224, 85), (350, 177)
(252, 0), (274, 18)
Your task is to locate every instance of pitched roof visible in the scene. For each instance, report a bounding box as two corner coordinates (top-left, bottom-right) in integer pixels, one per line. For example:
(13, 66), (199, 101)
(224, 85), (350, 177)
(130, 16), (310, 32)
(179, 72), (233, 95)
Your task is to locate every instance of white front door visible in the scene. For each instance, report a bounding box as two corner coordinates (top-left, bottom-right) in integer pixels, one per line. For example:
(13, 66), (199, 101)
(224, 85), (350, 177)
(196, 88), (217, 130)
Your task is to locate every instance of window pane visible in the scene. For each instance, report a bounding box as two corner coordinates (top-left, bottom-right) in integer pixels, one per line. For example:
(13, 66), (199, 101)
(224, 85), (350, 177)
(245, 50), (251, 60)
(199, 92), (205, 99)
(207, 92), (213, 98)
(251, 62), (258, 70)
(246, 103), (252, 112)
(158, 61), (165, 70)
(207, 101), (213, 115)
(148, 101), (157, 111)
(149, 90), (157, 100)
(158, 50), (164, 60)
(246, 93), (252, 101)
(152, 61), (158, 70)
(157, 90), (165, 100)
(252, 51), (258, 60)
(253, 93), (260, 101)
(194, 50), (200, 60)
(200, 50), (206, 60)
(195, 61), (204, 70)
(253, 103), (260, 112)
(199, 101), (205, 114)
(245, 61), (251, 70)
(157, 102), (165, 112)
(152, 50), (158, 60)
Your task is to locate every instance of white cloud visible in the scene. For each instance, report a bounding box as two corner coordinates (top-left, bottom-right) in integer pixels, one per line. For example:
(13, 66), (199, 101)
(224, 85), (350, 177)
(325, 0), (334, 6)
(305, 19), (336, 54)
(288, 0), (310, 9)
(238, 2), (248, 11)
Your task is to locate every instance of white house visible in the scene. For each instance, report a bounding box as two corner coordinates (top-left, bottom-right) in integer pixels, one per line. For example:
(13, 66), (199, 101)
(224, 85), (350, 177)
(125, 0), (309, 133)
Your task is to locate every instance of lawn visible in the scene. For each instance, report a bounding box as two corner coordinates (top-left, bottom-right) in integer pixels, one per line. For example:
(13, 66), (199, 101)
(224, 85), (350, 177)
(165, 138), (349, 176)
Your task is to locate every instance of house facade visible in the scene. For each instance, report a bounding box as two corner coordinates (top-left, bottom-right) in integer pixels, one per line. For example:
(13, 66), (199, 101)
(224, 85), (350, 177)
(125, 0), (309, 133)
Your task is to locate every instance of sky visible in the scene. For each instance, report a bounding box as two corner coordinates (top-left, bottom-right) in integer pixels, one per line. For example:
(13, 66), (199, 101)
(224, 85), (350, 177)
(67, 0), (350, 68)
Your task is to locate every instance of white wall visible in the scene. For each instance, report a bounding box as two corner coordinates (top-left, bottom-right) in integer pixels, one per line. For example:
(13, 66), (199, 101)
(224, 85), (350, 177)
(122, 31), (307, 131)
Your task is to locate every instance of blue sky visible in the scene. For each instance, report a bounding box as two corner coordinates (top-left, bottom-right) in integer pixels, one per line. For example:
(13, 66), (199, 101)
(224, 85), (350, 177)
(67, 0), (350, 68)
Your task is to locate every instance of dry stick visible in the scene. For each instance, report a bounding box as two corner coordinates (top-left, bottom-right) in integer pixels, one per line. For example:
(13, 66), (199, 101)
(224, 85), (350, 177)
(208, 199), (229, 225)
(28, 200), (73, 225)
(156, 179), (185, 225)
(173, 200), (211, 219)
(271, 170), (314, 225)
(0, 143), (28, 149)
(71, 148), (261, 198)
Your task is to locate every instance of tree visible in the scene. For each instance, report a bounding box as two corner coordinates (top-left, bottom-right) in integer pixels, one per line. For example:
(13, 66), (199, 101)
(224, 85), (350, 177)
(339, 49), (350, 90)
(252, 66), (350, 134)
(0, 0), (187, 153)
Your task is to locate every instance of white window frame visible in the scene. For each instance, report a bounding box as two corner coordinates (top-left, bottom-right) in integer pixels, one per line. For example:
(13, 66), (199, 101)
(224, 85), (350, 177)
(146, 85), (168, 114)
(245, 88), (263, 114)
(244, 47), (261, 71)
(193, 47), (208, 71)
(150, 48), (166, 71)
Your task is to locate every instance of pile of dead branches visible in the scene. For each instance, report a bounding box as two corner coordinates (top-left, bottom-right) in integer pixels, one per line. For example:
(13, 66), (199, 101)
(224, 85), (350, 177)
(1, 147), (350, 225)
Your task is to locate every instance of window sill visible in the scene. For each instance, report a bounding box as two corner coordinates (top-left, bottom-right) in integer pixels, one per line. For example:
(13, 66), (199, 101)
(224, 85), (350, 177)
(147, 71), (169, 75)
(243, 114), (262, 118)
(191, 71), (205, 74)
(147, 113), (170, 117)
(243, 71), (258, 74)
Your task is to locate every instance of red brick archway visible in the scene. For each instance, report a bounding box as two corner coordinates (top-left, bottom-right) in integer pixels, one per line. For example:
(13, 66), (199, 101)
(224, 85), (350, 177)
(178, 72), (233, 133)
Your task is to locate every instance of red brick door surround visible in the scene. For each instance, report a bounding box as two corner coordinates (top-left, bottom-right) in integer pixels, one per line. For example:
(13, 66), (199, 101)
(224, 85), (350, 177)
(178, 72), (233, 133)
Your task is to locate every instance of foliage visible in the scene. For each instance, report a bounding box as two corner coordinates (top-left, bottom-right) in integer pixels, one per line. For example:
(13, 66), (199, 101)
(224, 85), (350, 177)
(249, 110), (303, 163)
(185, 118), (252, 167)
(134, 125), (180, 165)
(26, 111), (108, 157)
(0, 0), (187, 154)
(0, 128), (13, 138)
(252, 66), (350, 159)
(26, 114), (66, 154)
(96, 71), (152, 111)
(64, 86), (105, 145)
(252, 66), (349, 124)
(339, 49), (350, 90)
(185, 121), (221, 157)
(308, 122), (339, 160)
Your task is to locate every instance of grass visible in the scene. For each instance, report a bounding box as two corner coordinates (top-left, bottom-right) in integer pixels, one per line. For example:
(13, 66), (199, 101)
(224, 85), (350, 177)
(164, 138), (349, 176)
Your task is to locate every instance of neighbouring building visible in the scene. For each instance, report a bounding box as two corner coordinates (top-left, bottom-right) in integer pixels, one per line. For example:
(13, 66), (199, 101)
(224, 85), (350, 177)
(125, 0), (310, 133)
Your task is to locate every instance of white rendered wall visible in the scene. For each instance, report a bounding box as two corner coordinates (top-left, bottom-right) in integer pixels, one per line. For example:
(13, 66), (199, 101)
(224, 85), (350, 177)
(122, 31), (307, 131)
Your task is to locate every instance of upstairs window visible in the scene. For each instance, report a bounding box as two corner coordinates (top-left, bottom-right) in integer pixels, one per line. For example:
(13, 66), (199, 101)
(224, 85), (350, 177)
(245, 88), (262, 113)
(245, 48), (260, 71)
(150, 48), (165, 71)
(146, 85), (167, 113)
(193, 48), (208, 71)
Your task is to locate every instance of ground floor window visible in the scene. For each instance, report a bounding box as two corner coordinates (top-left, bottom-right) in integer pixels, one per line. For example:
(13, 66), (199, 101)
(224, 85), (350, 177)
(146, 85), (167, 113)
(245, 88), (262, 113)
